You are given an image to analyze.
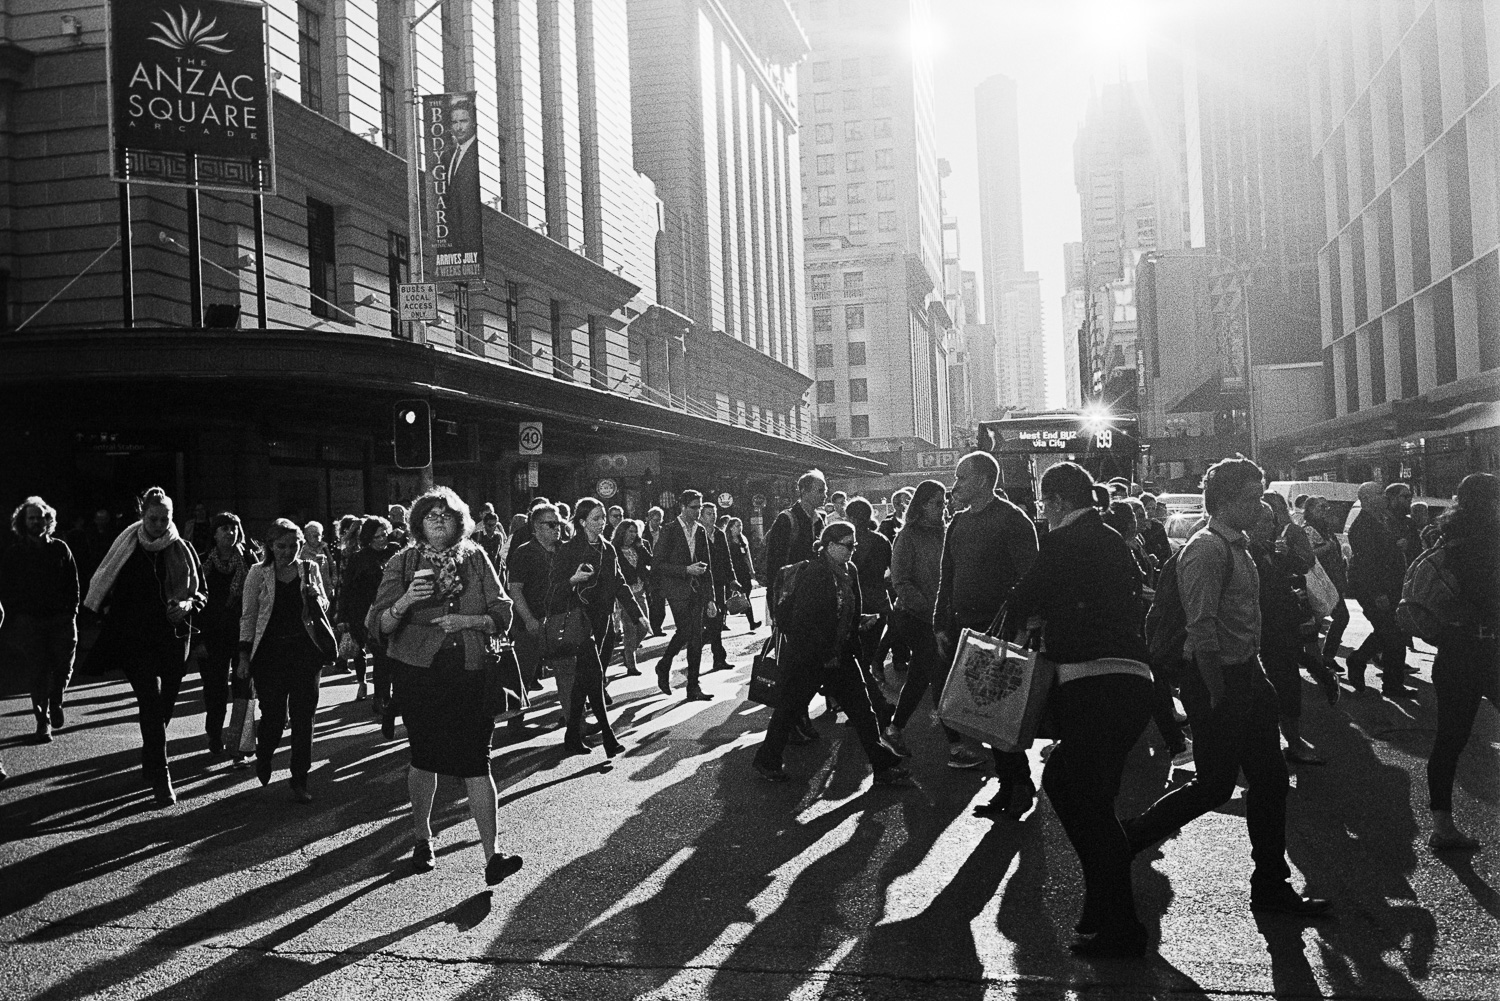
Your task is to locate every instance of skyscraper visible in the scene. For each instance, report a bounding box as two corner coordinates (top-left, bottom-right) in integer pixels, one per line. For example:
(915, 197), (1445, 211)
(795, 0), (950, 451)
(976, 73), (1046, 412)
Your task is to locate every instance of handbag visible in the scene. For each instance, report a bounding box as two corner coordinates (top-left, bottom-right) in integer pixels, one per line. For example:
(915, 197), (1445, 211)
(1304, 559), (1340, 619)
(748, 631), (785, 706)
(724, 589), (752, 615)
(301, 564), (339, 662)
(482, 639), (531, 719)
(542, 606), (590, 658)
(937, 604), (1054, 752)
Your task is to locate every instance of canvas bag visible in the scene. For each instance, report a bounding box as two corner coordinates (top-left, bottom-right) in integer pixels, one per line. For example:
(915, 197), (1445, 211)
(748, 631), (785, 706)
(938, 608), (1054, 752)
(1303, 559), (1340, 618)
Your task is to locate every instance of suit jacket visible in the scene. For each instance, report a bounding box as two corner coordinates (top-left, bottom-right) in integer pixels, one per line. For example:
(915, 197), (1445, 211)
(442, 139), (481, 253)
(653, 517), (714, 604)
(708, 528), (734, 602)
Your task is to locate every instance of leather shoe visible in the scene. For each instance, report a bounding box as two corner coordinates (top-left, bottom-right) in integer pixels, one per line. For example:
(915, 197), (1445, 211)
(1069, 924), (1149, 958)
(1428, 831), (1481, 851)
(1250, 892), (1333, 918)
(603, 738), (625, 759)
(753, 759), (789, 782)
(562, 738), (593, 756)
(485, 853), (523, 885)
(685, 688), (713, 701)
(381, 715), (396, 741)
(34, 719), (52, 744)
(412, 839), (436, 872)
(656, 666), (672, 695)
(49, 705), (65, 729)
(255, 757), (273, 787)
(289, 782), (312, 804)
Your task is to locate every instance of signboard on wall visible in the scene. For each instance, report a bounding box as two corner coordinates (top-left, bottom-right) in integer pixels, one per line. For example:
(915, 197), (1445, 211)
(107, 0), (275, 191)
(518, 422), (543, 456)
(423, 91), (484, 279)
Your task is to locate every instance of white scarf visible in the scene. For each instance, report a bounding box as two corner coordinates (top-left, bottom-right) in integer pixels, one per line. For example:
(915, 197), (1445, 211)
(84, 520), (182, 612)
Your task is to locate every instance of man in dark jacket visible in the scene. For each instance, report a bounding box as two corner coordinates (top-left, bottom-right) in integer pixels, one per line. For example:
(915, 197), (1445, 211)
(1346, 481), (1411, 697)
(643, 506), (667, 635)
(934, 452), (1039, 773)
(764, 470), (827, 623)
(1140, 493), (1174, 566)
(702, 502), (733, 671)
(0, 497), (80, 742)
(652, 490), (717, 700)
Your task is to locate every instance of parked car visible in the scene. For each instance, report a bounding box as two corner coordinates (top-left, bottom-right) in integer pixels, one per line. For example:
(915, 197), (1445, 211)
(1165, 510), (1207, 554)
(1155, 492), (1204, 513)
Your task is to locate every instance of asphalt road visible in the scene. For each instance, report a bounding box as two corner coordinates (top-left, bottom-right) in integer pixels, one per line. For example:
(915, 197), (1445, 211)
(1, 598), (1496, 1001)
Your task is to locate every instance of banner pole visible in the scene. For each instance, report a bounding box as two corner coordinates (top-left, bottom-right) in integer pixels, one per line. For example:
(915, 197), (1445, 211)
(118, 172), (134, 329)
(253, 182), (268, 327)
(186, 153), (203, 327)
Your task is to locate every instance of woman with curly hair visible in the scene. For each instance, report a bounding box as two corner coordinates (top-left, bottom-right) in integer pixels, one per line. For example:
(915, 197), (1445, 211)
(368, 487), (522, 883)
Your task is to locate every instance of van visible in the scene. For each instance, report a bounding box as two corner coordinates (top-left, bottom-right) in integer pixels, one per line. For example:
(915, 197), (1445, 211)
(1267, 481), (1362, 534)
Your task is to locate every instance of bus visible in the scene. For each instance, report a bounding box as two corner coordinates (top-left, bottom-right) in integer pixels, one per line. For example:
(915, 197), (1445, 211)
(977, 411), (1141, 510)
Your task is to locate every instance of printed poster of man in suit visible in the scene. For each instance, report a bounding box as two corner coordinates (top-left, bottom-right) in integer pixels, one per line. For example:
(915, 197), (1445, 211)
(425, 92), (483, 278)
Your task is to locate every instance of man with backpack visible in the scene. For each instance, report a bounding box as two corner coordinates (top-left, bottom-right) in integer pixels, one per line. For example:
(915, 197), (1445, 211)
(764, 470), (828, 624)
(1127, 457), (1332, 919)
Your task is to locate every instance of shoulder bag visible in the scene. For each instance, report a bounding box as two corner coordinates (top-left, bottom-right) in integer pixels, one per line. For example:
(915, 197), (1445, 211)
(300, 562), (340, 662)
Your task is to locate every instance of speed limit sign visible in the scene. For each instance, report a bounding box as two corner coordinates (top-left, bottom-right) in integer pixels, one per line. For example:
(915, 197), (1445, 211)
(519, 422), (543, 456)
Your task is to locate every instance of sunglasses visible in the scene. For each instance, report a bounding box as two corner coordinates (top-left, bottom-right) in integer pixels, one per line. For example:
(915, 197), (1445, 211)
(536, 520), (561, 528)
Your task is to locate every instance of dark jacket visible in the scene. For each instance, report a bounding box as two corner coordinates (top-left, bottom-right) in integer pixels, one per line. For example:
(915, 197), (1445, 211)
(708, 527), (735, 602)
(934, 494), (1039, 635)
(339, 543), (400, 630)
(1006, 508), (1148, 665)
(0, 536), (79, 618)
(562, 535), (644, 635)
(1251, 542), (1313, 652)
(616, 540), (652, 589)
(1347, 509), (1405, 602)
(851, 526), (892, 612)
(1142, 519), (1172, 567)
(1440, 523), (1499, 632)
(728, 535), (755, 590)
(878, 513), (902, 542)
(652, 517), (715, 603)
(778, 556), (862, 670)
(764, 503), (824, 585)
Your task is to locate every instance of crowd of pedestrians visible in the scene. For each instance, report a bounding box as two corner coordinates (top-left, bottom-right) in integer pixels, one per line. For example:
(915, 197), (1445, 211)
(0, 455), (1495, 950)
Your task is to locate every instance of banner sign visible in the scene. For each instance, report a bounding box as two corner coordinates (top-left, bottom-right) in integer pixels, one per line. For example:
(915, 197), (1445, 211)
(107, 0), (274, 192)
(398, 283), (438, 321)
(423, 92), (484, 279)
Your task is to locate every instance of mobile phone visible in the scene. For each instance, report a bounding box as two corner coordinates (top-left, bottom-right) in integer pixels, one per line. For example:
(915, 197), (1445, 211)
(579, 563), (596, 574)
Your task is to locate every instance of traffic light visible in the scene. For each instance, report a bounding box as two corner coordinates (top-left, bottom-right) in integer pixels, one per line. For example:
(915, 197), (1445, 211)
(393, 400), (431, 468)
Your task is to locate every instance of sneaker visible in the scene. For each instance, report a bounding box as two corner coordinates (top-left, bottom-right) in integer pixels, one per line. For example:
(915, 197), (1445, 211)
(947, 746), (986, 770)
(412, 839), (436, 872)
(873, 765), (913, 785)
(485, 852), (524, 885)
(753, 759), (789, 783)
(882, 725), (911, 757)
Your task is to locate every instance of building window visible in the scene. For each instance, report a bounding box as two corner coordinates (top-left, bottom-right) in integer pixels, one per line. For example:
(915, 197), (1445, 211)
(814, 123), (834, 144)
(849, 378), (868, 402)
(845, 303), (865, 328)
(506, 282), (522, 364)
(816, 154), (835, 175)
(818, 216), (837, 235)
(845, 151), (863, 172)
(810, 61), (831, 82)
(298, 5), (323, 113)
(811, 273), (832, 294)
(379, 58), (399, 152)
(549, 299), (567, 378)
(848, 341), (866, 365)
(588, 314), (608, 388)
(848, 213), (868, 234)
(817, 379), (836, 403)
(817, 417), (839, 439)
(874, 148), (893, 168)
(873, 118), (892, 138)
(845, 120), (865, 141)
(878, 211), (897, 232)
(817, 185), (837, 206)
(842, 57), (860, 77)
(846, 182), (865, 203)
(872, 85), (891, 108)
(812, 305), (833, 330)
(843, 271), (864, 292)
(453, 284), (470, 335)
(815, 344), (835, 367)
(306, 197), (337, 319)
(850, 414), (870, 438)
(386, 230), (408, 337)
(842, 90), (860, 110)
(813, 92), (833, 113)
(876, 179), (895, 200)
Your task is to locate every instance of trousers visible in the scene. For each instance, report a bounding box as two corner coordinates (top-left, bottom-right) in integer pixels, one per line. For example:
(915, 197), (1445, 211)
(1129, 658), (1293, 895)
(890, 610), (958, 742)
(755, 653), (901, 772)
(657, 593), (707, 689)
(1351, 600), (1408, 691)
(11, 613), (77, 717)
(200, 627), (251, 739)
(125, 651), (188, 783)
(253, 638), (322, 784)
(1427, 634), (1500, 812)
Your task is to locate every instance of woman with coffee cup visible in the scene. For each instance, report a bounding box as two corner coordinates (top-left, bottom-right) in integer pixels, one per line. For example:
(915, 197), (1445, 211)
(555, 497), (649, 756)
(367, 487), (522, 883)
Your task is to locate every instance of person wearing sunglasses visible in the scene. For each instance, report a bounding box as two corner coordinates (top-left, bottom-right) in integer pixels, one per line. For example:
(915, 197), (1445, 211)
(507, 503), (567, 695)
(752, 521), (910, 785)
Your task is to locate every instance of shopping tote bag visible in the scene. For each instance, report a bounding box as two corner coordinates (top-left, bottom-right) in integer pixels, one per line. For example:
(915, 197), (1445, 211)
(938, 627), (1054, 752)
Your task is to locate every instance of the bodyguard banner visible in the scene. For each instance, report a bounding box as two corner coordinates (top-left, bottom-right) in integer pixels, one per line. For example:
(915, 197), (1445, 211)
(423, 92), (484, 279)
(107, 0), (275, 192)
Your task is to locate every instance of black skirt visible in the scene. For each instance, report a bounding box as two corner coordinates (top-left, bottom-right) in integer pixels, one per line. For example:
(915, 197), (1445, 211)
(393, 646), (494, 777)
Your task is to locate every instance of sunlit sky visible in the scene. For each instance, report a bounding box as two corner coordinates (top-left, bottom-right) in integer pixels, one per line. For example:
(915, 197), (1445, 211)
(929, 0), (1161, 408)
